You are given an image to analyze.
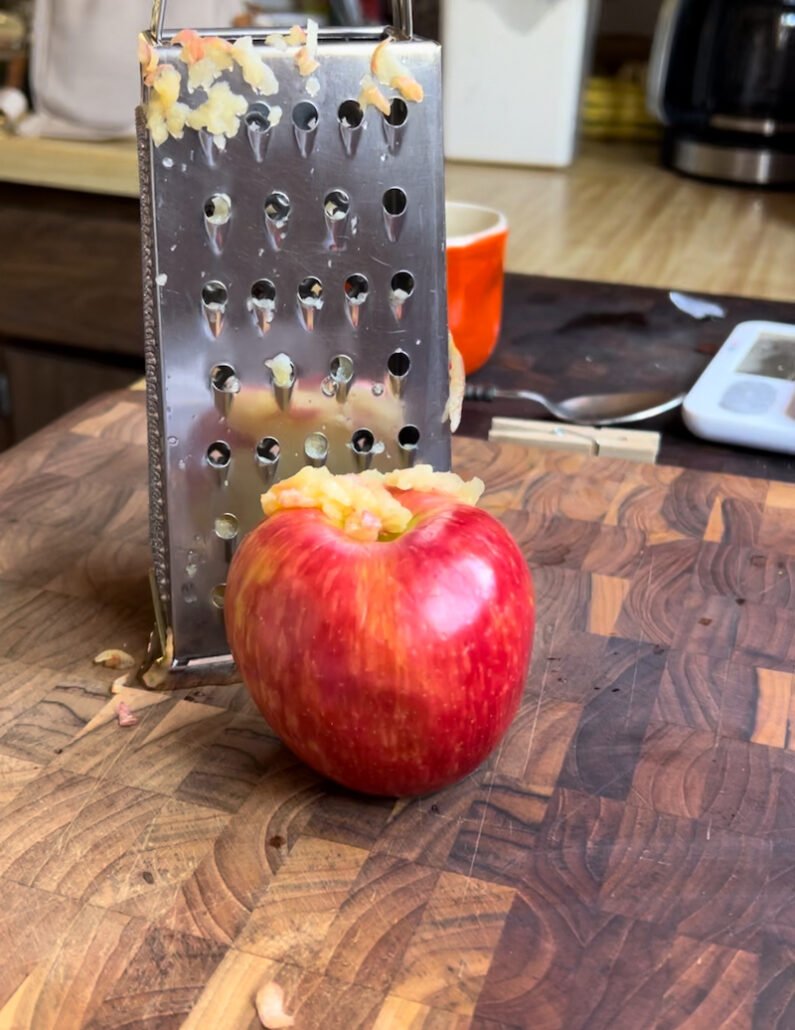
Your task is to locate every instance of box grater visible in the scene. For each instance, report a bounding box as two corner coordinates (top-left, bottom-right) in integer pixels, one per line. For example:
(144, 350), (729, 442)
(138, 0), (450, 668)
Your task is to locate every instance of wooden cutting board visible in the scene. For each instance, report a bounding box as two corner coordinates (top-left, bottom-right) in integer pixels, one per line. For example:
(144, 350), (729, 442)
(0, 390), (793, 1029)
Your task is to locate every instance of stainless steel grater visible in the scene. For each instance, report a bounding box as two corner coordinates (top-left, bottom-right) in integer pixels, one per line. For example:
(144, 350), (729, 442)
(138, 0), (450, 668)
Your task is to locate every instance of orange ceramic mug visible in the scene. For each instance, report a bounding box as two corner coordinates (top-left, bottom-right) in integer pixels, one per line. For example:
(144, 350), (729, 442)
(446, 201), (509, 375)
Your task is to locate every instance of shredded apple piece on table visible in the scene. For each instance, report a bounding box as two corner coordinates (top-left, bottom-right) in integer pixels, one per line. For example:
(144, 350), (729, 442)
(94, 649), (135, 670)
(116, 702), (139, 728)
(261, 465), (484, 542)
(255, 981), (294, 1028)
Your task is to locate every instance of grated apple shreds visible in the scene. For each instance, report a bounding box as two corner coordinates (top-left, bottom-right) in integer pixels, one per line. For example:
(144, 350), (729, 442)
(358, 73), (391, 115)
(370, 37), (424, 103)
(264, 353), (294, 388)
(295, 17), (320, 76)
(443, 334), (465, 432)
(142, 28), (280, 146)
(94, 649), (136, 670)
(262, 465), (484, 542)
(116, 702), (139, 727)
(255, 981), (294, 1029)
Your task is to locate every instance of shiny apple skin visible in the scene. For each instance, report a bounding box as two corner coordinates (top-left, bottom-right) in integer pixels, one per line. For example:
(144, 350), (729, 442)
(225, 489), (534, 796)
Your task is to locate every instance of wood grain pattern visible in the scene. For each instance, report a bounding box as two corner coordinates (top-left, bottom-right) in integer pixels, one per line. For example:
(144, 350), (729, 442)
(0, 389), (794, 1028)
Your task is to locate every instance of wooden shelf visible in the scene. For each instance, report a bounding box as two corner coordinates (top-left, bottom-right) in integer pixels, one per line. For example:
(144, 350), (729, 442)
(0, 134), (139, 197)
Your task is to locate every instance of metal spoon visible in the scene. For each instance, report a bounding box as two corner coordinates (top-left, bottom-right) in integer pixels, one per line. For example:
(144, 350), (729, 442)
(464, 384), (685, 426)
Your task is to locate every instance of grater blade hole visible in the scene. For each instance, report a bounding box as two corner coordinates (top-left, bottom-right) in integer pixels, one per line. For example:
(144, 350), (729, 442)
(256, 437), (281, 464)
(211, 584), (226, 609)
(388, 350), (411, 378)
(398, 425), (421, 449)
(351, 429), (375, 454)
(204, 193), (231, 225)
(292, 101), (319, 132)
(207, 441), (231, 468)
(298, 276), (324, 307)
(390, 271), (415, 298)
(264, 191), (291, 225)
(383, 188), (407, 216)
(202, 281), (228, 308)
(330, 354), (354, 385)
(245, 101), (273, 131)
(251, 278), (276, 304)
(304, 432), (329, 466)
(386, 97), (409, 127)
(210, 364), (240, 394)
(324, 189), (350, 221)
(214, 513), (239, 540)
(338, 99), (364, 128)
(344, 274), (369, 303)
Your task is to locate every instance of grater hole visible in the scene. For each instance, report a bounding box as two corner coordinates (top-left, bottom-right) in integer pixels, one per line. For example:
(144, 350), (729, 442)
(256, 437), (281, 464)
(398, 425), (421, 449)
(330, 354), (354, 385)
(251, 279), (276, 305)
(202, 281), (228, 308)
(264, 191), (291, 225)
(293, 101), (319, 132)
(386, 97), (409, 127)
(214, 513), (239, 540)
(245, 101), (273, 131)
(344, 274), (369, 303)
(204, 193), (231, 224)
(207, 441), (231, 468)
(304, 432), (329, 465)
(391, 271), (415, 298)
(324, 189), (350, 221)
(388, 350), (411, 378)
(298, 276), (324, 307)
(265, 354), (296, 389)
(383, 187), (407, 216)
(210, 364), (240, 394)
(351, 428), (375, 454)
(338, 99), (364, 128)
(211, 584), (226, 609)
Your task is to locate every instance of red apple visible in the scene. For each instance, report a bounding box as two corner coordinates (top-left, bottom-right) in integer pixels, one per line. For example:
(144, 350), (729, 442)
(225, 479), (534, 796)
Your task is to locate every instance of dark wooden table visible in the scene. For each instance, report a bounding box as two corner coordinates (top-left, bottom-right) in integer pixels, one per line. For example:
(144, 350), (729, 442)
(464, 274), (795, 483)
(0, 390), (793, 1028)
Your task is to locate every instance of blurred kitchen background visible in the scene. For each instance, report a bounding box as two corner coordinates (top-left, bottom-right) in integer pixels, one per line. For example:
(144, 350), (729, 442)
(0, 0), (793, 450)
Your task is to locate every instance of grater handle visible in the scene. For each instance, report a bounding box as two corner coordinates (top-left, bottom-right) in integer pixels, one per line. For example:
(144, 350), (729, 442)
(150, 0), (413, 43)
(391, 0), (413, 37)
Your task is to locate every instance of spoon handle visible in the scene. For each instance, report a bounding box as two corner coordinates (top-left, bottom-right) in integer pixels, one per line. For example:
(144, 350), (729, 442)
(464, 383), (498, 402)
(465, 383), (550, 410)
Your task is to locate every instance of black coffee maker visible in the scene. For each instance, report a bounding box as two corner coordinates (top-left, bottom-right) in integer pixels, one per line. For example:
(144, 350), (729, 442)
(647, 0), (795, 186)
